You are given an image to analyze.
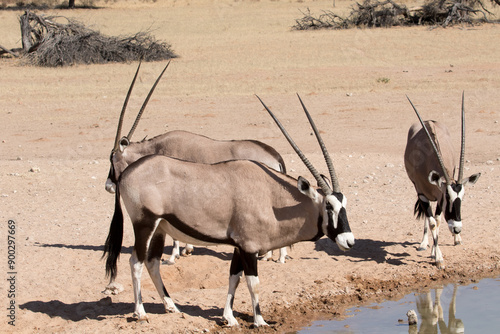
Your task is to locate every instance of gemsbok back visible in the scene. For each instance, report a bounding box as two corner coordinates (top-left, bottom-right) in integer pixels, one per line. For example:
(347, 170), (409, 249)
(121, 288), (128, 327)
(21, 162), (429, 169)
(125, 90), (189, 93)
(102, 94), (355, 326)
(106, 62), (288, 264)
(404, 94), (481, 269)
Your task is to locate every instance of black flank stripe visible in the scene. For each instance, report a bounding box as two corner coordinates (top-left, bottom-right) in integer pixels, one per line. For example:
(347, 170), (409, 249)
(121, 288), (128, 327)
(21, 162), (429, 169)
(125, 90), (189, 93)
(162, 213), (236, 246)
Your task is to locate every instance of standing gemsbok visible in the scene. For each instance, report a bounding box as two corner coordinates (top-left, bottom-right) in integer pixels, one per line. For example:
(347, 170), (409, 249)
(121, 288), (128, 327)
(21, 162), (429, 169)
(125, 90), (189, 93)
(404, 94), (481, 269)
(102, 94), (354, 326)
(106, 62), (288, 264)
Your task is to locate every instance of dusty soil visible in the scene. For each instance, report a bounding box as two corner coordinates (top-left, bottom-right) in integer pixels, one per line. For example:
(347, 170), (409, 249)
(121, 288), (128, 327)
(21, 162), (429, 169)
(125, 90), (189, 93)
(1, 0), (499, 333)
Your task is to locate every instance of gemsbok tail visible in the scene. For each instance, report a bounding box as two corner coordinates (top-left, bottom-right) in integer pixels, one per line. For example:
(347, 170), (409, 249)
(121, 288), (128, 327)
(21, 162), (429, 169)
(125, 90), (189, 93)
(102, 185), (124, 280)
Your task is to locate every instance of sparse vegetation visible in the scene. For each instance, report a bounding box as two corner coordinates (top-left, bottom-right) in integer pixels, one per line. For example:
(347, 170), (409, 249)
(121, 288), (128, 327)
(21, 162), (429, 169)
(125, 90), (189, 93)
(377, 77), (390, 84)
(1, 11), (177, 66)
(293, 0), (500, 30)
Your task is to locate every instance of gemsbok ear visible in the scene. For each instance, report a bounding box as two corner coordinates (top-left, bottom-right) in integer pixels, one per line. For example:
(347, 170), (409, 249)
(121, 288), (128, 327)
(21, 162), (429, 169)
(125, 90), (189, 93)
(462, 172), (481, 185)
(428, 170), (446, 187)
(297, 176), (318, 201)
(119, 137), (130, 152)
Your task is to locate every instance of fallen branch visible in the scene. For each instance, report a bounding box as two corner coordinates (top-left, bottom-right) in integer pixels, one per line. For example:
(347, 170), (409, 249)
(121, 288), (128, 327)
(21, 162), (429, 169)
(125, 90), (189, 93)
(17, 10), (177, 67)
(0, 44), (21, 57)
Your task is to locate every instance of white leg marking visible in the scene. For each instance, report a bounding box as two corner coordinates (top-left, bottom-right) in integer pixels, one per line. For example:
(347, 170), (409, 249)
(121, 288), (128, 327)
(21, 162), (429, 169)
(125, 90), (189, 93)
(261, 250), (273, 261)
(130, 251), (148, 321)
(165, 240), (181, 265)
(418, 218), (430, 251)
(223, 272), (242, 327)
(245, 275), (268, 327)
(431, 215), (444, 269)
(278, 247), (288, 264)
(181, 243), (194, 256)
(145, 257), (180, 313)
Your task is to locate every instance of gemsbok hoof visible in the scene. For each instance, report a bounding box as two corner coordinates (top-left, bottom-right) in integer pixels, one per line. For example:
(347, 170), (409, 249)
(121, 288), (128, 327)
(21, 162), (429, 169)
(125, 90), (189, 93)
(136, 315), (150, 324)
(435, 261), (445, 270)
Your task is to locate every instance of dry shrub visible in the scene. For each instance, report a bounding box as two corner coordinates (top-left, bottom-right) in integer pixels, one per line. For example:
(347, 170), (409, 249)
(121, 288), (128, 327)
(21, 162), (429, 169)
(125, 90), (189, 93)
(20, 11), (177, 67)
(293, 0), (499, 30)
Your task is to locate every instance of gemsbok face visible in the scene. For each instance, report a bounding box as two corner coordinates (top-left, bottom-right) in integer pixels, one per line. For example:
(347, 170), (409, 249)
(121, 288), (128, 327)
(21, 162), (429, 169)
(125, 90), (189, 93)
(404, 93), (481, 269)
(102, 94), (354, 327)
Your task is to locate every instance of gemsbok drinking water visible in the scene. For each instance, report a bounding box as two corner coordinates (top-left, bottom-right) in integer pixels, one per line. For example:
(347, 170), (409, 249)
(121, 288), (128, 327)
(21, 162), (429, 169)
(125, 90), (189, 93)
(404, 94), (480, 269)
(102, 94), (355, 326)
(106, 62), (289, 264)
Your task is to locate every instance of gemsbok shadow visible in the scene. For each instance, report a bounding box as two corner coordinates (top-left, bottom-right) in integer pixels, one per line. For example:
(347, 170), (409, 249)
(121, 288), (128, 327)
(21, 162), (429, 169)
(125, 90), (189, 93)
(313, 238), (417, 266)
(33, 242), (233, 262)
(19, 299), (222, 324)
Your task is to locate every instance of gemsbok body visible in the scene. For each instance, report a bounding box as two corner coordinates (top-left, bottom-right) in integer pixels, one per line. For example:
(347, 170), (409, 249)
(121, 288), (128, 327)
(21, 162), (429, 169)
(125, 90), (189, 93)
(105, 62), (288, 264)
(102, 94), (355, 326)
(404, 94), (480, 269)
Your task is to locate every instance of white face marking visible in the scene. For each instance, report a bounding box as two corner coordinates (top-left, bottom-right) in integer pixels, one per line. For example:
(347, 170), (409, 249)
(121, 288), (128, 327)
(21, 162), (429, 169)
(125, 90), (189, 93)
(448, 220), (462, 234)
(336, 232), (355, 251)
(325, 194), (343, 230)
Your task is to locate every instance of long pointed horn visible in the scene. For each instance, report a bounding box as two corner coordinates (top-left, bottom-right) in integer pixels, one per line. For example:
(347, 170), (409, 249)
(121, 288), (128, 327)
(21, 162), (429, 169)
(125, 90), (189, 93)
(296, 94), (341, 193)
(256, 95), (332, 195)
(458, 91), (465, 183)
(126, 60), (171, 140)
(406, 95), (452, 185)
(113, 62), (142, 152)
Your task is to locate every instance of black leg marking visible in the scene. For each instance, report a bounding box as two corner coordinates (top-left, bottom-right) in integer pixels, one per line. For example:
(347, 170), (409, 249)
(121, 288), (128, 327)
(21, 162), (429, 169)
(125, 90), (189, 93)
(435, 201), (443, 217)
(415, 195), (433, 220)
(148, 233), (165, 262)
(230, 248), (244, 276)
(132, 222), (156, 263)
(239, 249), (258, 277)
(162, 285), (172, 299)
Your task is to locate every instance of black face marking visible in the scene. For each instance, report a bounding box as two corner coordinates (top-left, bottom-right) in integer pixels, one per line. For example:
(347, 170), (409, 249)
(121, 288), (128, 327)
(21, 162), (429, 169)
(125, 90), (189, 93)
(444, 184), (462, 222)
(325, 193), (351, 241)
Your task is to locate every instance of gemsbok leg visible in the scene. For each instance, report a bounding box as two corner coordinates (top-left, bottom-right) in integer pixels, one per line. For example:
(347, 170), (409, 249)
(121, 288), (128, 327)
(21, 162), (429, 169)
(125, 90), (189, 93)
(223, 248), (267, 327)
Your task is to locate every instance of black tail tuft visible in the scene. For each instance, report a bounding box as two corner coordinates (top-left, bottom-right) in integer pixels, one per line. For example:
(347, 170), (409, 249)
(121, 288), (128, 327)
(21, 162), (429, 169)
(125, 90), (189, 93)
(414, 198), (426, 220)
(102, 186), (124, 280)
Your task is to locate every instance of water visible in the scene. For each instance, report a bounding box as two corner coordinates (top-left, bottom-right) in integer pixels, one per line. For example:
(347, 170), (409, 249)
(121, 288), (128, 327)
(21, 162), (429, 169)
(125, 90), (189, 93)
(299, 277), (500, 334)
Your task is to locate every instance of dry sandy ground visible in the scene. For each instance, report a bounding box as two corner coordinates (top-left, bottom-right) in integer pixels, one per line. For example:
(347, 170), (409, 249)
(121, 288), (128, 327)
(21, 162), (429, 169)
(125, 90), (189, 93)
(1, 0), (500, 333)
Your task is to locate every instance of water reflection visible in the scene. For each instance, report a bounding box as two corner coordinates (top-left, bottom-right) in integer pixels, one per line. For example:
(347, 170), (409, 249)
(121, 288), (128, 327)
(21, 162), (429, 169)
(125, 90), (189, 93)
(413, 285), (464, 334)
(300, 278), (500, 334)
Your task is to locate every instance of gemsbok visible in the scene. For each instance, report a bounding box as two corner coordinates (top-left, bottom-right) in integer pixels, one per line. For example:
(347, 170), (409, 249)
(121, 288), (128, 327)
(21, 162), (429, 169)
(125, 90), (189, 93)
(102, 94), (355, 326)
(106, 62), (288, 264)
(404, 94), (480, 269)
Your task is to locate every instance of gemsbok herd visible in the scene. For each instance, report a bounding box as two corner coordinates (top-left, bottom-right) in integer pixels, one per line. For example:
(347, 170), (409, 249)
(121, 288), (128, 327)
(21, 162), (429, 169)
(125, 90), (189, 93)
(102, 63), (481, 326)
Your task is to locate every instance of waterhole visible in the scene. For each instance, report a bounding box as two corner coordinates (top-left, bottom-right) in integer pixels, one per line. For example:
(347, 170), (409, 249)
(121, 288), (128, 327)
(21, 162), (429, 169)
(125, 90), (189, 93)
(300, 277), (500, 333)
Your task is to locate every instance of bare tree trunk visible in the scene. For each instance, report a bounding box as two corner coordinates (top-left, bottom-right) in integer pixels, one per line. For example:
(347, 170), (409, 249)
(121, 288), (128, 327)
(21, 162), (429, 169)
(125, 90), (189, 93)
(20, 11), (33, 52)
(69, 0), (75, 8)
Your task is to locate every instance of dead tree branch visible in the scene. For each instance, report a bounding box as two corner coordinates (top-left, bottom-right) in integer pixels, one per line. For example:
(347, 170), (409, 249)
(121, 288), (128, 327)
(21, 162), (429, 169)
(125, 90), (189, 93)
(14, 10), (177, 67)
